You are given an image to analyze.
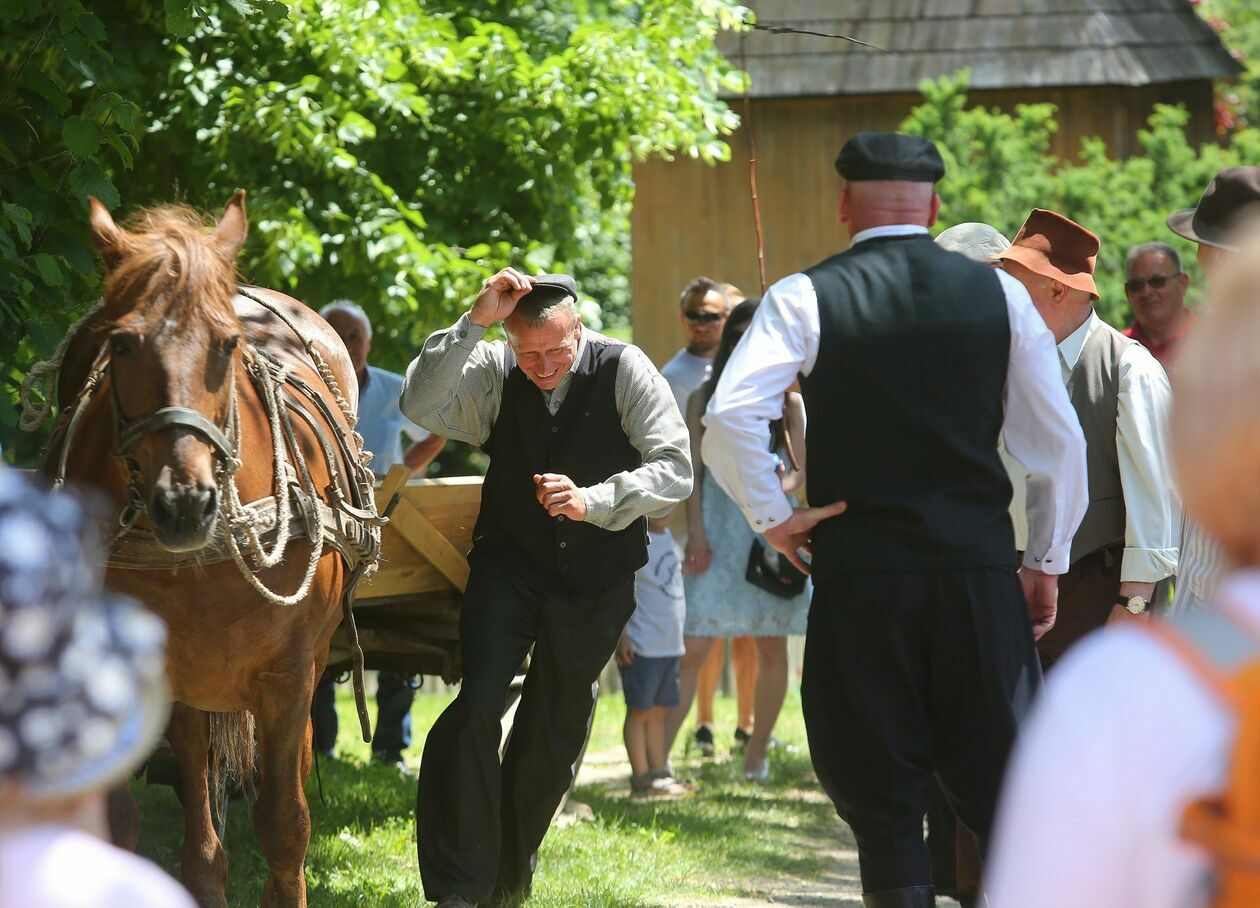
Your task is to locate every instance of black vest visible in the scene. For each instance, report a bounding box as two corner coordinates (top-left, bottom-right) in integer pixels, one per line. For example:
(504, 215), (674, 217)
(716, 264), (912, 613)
(473, 334), (648, 590)
(800, 234), (1015, 578)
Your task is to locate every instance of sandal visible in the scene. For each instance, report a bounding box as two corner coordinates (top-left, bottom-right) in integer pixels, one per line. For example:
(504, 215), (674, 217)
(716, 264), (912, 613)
(742, 758), (770, 784)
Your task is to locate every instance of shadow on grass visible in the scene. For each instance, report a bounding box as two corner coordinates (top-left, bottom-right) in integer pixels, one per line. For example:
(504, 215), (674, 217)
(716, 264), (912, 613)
(569, 746), (844, 886)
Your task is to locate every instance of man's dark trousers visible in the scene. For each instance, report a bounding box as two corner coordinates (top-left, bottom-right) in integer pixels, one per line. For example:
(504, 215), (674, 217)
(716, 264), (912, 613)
(417, 544), (635, 903)
(802, 568), (1041, 892)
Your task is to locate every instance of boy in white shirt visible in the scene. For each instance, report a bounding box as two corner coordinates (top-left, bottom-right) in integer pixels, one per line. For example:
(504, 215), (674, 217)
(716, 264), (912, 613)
(617, 517), (689, 795)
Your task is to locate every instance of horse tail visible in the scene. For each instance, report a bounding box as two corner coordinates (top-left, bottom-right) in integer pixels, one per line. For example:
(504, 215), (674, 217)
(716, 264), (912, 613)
(208, 710), (257, 806)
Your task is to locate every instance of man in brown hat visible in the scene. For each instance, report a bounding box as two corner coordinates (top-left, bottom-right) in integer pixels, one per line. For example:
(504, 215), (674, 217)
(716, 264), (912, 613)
(1165, 166), (1260, 615)
(998, 209), (1179, 670)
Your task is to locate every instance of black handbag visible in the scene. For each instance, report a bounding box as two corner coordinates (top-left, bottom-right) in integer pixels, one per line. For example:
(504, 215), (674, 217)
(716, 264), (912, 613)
(745, 538), (807, 599)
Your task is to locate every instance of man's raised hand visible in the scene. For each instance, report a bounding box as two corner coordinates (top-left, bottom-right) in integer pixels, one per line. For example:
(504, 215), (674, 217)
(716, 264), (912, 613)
(533, 473), (587, 522)
(470, 267), (534, 327)
(763, 500), (847, 574)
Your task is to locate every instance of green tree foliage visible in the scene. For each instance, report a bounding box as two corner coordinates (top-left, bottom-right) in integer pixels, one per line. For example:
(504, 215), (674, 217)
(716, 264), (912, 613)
(0, 0), (150, 463)
(901, 72), (1260, 327)
(2, 0), (747, 463)
(1201, 0), (1258, 130)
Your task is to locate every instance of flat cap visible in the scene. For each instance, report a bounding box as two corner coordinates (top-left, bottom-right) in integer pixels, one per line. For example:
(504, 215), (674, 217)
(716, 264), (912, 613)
(935, 222), (1011, 263)
(836, 132), (945, 183)
(521, 273), (577, 303)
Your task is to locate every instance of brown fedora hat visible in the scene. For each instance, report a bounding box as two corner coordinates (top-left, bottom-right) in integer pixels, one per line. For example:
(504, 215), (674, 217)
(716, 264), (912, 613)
(997, 208), (1100, 300)
(1167, 167), (1260, 251)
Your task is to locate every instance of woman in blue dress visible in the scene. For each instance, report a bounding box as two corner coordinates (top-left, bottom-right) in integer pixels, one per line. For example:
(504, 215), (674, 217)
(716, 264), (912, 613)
(663, 298), (810, 781)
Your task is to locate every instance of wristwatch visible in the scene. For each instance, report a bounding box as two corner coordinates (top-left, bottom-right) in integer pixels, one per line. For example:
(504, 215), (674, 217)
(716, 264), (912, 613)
(1115, 594), (1150, 615)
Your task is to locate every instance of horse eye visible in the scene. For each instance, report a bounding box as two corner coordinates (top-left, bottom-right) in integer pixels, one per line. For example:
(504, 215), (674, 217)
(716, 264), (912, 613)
(223, 335), (240, 355)
(110, 333), (135, 357)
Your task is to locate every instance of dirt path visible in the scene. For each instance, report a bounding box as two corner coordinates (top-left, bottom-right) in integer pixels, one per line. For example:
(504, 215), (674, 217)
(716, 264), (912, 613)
(574, 748), (962, 907)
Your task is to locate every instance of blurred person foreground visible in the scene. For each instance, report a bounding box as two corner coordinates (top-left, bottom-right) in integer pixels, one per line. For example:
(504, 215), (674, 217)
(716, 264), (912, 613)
(988, 223), (1260, 908)
(0, 468), (192, 908)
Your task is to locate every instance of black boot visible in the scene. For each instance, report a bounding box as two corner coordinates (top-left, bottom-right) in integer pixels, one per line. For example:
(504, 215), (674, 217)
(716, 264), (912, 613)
(862, 886), (935, 907)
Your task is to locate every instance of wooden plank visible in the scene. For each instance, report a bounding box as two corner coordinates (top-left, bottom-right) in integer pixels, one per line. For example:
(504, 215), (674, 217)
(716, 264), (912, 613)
(388, 497), (471, 592)
(361, 475), (482, 600)
(376, 463), (411, 511)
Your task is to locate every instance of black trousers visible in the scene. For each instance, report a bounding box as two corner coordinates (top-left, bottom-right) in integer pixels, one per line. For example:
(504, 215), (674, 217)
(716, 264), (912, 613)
(416, 546), (635, 903)
(802, 568), (1041, 893)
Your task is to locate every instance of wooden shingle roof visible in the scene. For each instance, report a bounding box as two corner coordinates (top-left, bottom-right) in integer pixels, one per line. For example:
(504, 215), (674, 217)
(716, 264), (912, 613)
(718, 0), (1243, 98)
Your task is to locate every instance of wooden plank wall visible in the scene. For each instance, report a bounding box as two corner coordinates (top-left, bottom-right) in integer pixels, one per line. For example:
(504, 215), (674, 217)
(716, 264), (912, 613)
(630, 80), (1214, 367)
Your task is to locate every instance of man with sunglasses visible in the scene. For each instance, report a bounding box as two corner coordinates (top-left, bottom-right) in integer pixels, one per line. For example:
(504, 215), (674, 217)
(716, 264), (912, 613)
(658, 278), (759, 758)
(661, 277), (731, 414)
(1122, 242), (1193, 373)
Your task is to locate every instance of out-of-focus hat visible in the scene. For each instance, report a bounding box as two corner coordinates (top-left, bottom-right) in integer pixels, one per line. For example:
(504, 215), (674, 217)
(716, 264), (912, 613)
(0, 469), (169, 802)
(935, 222), (1011, 263)
(1167, 167), (1260, 251)
(997, 208), (1100, 300)
(835, 132), (945, 183)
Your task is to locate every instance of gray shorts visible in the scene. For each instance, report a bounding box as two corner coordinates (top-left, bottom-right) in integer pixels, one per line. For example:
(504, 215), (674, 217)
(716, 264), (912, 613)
(619, 655), (681, 710)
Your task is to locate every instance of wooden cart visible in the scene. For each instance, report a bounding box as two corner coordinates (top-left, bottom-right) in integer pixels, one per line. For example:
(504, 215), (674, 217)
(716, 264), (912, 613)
(327, 465), (482, 682)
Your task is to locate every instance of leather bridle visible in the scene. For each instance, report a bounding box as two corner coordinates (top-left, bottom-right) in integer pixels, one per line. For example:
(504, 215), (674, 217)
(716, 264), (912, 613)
(107, 350), (241, 534)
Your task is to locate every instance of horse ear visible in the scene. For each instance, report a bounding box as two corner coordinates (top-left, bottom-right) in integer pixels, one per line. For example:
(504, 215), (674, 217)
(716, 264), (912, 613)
(87, 196), (126, 267)
(215, 189), (248, 260)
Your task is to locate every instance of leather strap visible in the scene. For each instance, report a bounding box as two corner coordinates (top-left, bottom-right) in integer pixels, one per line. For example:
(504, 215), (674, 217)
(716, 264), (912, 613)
(116, 406), (235, 458)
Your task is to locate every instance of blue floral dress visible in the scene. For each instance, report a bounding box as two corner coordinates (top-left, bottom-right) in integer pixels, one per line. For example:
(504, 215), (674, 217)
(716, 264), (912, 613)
(683, 471), (810, 637)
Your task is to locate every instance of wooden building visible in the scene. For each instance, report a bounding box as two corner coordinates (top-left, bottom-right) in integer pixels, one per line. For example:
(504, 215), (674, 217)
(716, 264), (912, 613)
(630, 0), (1241, 366)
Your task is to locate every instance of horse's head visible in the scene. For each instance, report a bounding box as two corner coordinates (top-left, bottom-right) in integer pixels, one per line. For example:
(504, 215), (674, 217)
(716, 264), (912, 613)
(87, 193), (249, 551)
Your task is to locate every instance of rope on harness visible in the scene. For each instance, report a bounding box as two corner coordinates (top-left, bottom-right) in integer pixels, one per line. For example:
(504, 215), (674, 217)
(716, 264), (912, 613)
(216, 350), (329, 607)
(19, 303), (103, 432)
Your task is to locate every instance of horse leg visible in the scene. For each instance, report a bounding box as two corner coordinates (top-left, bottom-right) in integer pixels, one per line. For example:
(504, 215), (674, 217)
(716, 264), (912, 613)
(252, 670), (315, 908)
(167, 703), (229, 907)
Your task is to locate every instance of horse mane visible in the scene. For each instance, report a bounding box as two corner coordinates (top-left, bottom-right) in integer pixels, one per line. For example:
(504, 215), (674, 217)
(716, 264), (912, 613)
(98, 204), (240, 335)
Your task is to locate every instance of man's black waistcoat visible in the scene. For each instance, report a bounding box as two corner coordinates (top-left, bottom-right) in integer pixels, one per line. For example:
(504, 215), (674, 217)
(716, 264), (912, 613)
(474, 333), (648, 590)
(800, 234), (1015, 579)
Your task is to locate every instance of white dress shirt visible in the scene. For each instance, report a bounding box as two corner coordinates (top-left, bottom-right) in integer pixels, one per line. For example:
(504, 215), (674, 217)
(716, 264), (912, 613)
(702, 223), (1088, 574)
(1054, 311), (1179, 582)
(986, 571), (1260, 908)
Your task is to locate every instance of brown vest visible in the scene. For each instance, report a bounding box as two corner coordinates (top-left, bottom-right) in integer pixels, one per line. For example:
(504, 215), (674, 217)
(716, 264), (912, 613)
(1068, 318), (1136, 564)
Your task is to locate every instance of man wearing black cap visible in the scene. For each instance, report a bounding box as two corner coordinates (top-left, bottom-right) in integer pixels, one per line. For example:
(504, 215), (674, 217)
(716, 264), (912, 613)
(1166, 166), (1260, 617)
(401, 267), (692, 907)
(702, 132), (1089, 906)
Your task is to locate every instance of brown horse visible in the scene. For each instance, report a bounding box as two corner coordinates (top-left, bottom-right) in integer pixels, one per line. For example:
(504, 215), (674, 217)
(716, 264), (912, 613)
(38, 193), (373, 907)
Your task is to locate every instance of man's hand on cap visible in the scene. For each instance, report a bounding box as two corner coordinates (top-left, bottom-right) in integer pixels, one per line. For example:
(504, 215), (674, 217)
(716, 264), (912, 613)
(533, 473), (587, 522)
(471, 267), (534, 327)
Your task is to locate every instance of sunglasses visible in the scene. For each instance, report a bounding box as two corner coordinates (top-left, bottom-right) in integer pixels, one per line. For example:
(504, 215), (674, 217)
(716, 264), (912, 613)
(683, 310), (725, 324)
(1124, 273), (1181, 293)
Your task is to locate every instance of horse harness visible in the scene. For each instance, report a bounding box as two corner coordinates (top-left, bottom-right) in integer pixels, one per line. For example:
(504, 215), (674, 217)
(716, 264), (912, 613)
(37, 287), (387, 741)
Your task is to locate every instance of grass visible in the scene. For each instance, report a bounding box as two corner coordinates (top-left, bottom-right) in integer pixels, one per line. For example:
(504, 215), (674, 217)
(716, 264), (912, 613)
(133, 685), (848, 906)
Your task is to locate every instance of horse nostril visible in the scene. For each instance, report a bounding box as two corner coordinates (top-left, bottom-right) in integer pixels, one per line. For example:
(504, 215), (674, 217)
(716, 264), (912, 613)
(150, 489), (176, 526)
(200, 486), (218, 521)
